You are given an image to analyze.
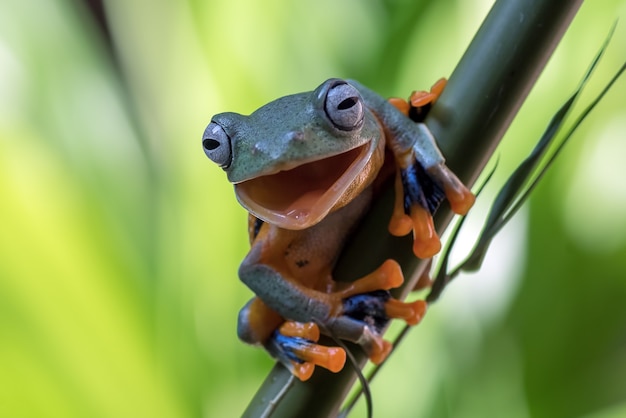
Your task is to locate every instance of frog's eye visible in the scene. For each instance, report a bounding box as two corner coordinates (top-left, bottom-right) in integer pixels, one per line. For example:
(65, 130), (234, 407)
(203, 122), (232, 169)
(324, 82), (364, 131)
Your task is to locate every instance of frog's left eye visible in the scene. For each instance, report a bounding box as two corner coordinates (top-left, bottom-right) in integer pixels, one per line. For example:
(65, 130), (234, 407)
(203, 122), (232, 169)
(325, 82), (364, 131)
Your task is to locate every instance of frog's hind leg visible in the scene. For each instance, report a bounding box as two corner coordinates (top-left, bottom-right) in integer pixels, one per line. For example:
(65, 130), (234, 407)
(237, 297), (283, 347)
(238, 298), (346, 381)
(329, 292), (427, 365)
(329, 260), (427, 364)
(333, 260), (427, 326)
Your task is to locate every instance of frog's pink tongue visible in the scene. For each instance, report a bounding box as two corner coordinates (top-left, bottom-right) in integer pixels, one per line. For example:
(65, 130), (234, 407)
(235, 143), (372, 230)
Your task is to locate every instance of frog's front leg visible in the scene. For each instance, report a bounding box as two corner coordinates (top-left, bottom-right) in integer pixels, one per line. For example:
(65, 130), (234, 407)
(386, 85), (475, 257)
(353, 79), (476, 258)
(387, 123), (475, 258)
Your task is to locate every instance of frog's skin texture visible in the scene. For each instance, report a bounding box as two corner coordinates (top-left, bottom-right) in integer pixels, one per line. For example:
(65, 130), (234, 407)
(202, 79), (474, 381)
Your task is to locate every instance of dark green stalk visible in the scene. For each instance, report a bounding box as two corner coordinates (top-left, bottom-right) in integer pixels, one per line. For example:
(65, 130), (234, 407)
(242, 0), (582, 416)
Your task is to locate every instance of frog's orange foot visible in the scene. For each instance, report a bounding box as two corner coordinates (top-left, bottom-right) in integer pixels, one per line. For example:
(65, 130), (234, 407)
(410, 78), (447, 122)
(427, 163), (475, 215)
(389, 156), (444, 258)
(343, 290), (427, 333)
(321, 285), (427, 366)
(266, 327), (347, 381)
(389, 144), (475, 258)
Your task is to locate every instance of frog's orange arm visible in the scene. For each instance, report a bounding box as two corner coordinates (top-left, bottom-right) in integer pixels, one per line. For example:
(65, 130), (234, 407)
(385, 78), (475, 258)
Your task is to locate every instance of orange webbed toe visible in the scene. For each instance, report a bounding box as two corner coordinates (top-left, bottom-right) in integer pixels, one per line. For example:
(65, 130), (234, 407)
(385, 298), (427, 326)
(368, 338), (393, 365)
(279, 321), (320, 342)
(335, 259), (404, 300)
(293, 344), (347, 374)
(292, 362), (315, 382)
(409, 205), (441, 259)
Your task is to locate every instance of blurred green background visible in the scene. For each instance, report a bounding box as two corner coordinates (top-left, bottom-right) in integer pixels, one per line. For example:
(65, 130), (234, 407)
(1, 0), (625, 417)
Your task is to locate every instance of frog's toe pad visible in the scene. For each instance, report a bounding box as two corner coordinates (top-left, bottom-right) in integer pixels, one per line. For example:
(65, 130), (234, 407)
(427, 164), (475, 215)
(291, 361), (315, 382)
(335, 259), (404, 302)
(368, 338), (393, 365)
(385, 298), (427, 326)
(279, 321), (320, 342)
(267, 331), (346, 381)
(409, 205), (441, 258)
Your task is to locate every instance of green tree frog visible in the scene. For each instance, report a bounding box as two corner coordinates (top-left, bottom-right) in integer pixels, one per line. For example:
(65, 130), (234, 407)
(202, 78), (474, 381)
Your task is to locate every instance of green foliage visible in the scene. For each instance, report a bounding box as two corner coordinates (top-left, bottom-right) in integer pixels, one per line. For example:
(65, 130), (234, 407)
(0, 0), (625, 417)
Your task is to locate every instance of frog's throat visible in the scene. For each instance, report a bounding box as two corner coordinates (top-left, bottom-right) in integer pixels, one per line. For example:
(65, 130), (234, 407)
(234, 139), (378, 230)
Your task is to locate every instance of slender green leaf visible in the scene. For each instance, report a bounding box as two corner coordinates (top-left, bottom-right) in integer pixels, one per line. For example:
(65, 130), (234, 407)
(461, 24), (618, 272)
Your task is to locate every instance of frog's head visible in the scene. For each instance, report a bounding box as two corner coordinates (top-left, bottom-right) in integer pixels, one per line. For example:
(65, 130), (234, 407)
(203, 79), (384, 230)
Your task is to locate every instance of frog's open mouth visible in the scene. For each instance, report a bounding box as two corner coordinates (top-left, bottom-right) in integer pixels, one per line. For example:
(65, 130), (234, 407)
(235, 140), (377, 230)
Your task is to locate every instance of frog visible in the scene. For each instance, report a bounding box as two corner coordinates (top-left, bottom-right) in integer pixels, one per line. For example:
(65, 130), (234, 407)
(202, 78), (474, 381)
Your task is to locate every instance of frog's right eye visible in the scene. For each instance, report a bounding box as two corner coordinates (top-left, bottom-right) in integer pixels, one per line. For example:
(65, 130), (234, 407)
(203, 122), (232, 169)
(324, 82), (364, 131)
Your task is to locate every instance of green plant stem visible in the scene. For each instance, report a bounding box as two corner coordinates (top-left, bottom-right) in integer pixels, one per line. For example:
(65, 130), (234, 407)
(242, 0), (582, 416)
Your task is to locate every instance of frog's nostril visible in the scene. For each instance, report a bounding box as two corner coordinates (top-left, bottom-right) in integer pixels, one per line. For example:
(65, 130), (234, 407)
(287, 131), (305, 142)
(203, 138), (220, 150)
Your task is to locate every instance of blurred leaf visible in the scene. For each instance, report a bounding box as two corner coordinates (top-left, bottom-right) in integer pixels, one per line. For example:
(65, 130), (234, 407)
(457, 24), (624, 274)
